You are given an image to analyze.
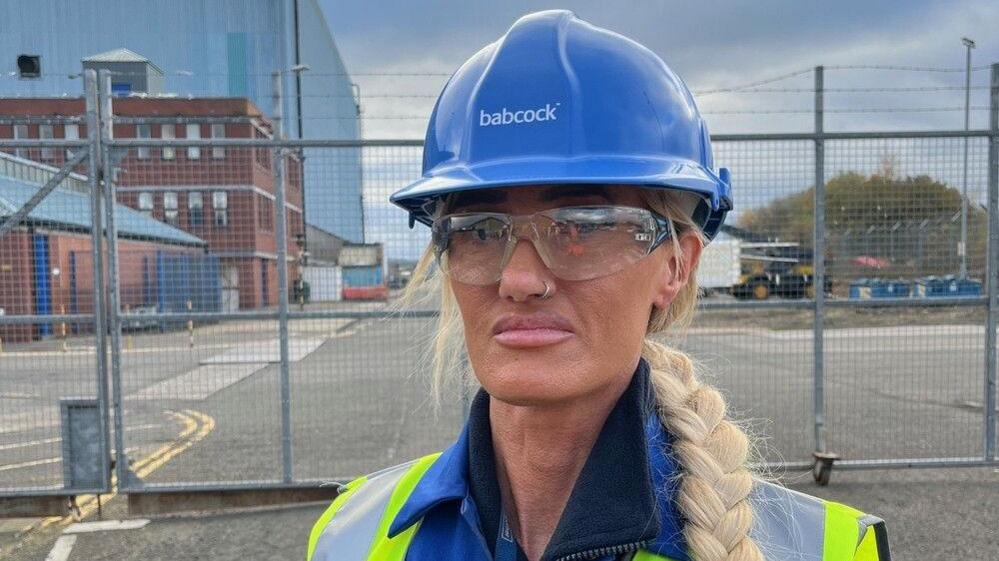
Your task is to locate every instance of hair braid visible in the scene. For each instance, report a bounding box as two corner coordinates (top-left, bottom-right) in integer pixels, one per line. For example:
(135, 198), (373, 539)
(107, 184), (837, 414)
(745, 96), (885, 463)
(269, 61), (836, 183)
(643, 340), (764, 561)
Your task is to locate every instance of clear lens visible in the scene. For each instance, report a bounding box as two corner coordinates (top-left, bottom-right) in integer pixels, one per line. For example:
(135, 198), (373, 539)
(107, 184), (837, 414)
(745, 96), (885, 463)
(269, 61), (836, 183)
(536, 206), (658, 281)
(434, 213), (511, 285)
(433, 206), (666, 285)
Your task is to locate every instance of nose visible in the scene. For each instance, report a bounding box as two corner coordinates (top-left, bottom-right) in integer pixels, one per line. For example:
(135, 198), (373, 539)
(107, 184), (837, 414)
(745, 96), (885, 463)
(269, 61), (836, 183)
(497, 236), (554, 303)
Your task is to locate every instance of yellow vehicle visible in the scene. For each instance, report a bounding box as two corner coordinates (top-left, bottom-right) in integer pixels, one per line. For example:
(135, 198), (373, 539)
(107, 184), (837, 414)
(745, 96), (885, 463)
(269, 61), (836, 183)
(731, 247), (831, 300)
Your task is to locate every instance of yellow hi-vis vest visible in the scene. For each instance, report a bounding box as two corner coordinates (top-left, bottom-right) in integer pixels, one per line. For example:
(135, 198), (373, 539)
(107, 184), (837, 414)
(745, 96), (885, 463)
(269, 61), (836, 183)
(307, 453), (890, 561)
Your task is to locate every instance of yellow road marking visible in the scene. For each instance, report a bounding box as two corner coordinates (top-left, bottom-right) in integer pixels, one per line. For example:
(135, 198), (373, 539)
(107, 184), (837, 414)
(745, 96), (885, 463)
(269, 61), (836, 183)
(18, 408), (215, 535)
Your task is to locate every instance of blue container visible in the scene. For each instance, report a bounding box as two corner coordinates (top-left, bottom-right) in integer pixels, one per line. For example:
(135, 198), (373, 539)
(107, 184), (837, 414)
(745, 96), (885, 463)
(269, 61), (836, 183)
(951, 278), (982, 296)
(869, 279), (910, 298)
(341, 265), (384, 287)
(850, 277), (911, 299)
(915, 276), (982, 297)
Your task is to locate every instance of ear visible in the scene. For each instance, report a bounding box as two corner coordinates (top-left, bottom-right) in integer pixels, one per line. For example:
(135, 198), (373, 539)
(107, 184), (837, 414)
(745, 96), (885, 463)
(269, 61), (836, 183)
(652, 231), (703, 310)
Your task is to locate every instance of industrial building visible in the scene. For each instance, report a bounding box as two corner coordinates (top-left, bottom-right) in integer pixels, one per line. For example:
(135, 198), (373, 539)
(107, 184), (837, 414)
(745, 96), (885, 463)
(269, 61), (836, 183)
(0, 152), (210, 343)
(0, 0), (363, 242)
(0, 95), (306, 311)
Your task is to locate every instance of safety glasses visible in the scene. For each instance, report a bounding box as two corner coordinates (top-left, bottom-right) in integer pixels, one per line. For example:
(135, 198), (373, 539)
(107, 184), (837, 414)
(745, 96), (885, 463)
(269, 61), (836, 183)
(431, 205), (674, 285)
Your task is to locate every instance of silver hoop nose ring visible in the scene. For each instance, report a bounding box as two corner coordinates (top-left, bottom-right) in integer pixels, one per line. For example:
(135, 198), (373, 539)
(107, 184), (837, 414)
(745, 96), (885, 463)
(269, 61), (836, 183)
(539, 281), (553, 300)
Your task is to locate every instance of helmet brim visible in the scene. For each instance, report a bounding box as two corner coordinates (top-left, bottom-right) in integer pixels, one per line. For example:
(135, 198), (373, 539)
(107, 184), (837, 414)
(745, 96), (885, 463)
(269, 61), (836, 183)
(389, 155), (731, 240)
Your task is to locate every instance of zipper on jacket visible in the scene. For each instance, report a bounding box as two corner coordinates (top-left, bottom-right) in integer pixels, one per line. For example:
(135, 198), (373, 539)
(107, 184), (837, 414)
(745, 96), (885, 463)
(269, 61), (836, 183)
(554, 539), (649, 561)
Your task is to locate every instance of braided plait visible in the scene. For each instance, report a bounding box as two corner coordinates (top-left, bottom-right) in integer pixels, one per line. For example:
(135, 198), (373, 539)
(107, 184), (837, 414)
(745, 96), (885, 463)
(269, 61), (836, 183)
(643, 340), (764, 561)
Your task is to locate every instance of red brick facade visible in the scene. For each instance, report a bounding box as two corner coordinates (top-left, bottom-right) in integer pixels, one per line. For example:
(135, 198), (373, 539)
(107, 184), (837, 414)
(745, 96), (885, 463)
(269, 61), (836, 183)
(0, 97), (304, 311)
(0, 230), (200, 343)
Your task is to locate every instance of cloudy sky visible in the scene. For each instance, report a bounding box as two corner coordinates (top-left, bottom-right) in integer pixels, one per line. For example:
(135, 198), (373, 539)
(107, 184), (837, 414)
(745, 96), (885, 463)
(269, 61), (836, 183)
(320, 1), (999, 138)
(315, 1), (999, 259)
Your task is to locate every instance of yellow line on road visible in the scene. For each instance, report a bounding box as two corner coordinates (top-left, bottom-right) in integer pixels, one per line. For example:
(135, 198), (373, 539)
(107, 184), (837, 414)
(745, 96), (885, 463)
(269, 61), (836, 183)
(21, 408), (216, 535)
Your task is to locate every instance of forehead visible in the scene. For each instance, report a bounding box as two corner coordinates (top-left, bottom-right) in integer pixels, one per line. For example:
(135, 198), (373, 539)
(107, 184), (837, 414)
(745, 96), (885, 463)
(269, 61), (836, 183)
(448, 184), (646, 212)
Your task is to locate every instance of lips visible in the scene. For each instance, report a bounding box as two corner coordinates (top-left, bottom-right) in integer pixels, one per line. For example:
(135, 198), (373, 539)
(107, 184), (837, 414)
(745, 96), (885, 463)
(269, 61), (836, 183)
(491, 312), (575, 348)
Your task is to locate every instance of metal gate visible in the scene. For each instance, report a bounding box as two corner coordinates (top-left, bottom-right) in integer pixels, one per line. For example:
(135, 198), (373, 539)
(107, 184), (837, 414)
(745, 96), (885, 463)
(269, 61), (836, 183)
(2, 65), (998, 511)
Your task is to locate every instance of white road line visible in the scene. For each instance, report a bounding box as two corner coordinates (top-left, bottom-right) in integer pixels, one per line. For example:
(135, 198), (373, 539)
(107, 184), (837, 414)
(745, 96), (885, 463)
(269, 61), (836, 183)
(0, 436), (61, 451)
(0, 456), (60, 472)
(0, 424), (163, 451)
(0, 447), (139, 472)
(44, 534), (76, 561)
(64, 519), (150, 533)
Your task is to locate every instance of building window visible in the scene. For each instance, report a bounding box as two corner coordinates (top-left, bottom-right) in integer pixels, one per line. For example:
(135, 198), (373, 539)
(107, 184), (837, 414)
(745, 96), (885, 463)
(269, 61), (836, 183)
(136, 124), (151, 159)
(258, 196), (273, 231)
(138, 192), (154, 217)
(186, 123), (201, 160)
(161, 124), (175, 160)
(39, 124), (54, 160)
(163, 192), (179, 226)
(13, 124), (28, 158)
(261, 260), (269, 307)
(254, 129), (270, 169)
(188, 191), (204, 227)
(212, 191), (228, 228)
(64, 123), (79, 160)
(211, 123), (225, 159)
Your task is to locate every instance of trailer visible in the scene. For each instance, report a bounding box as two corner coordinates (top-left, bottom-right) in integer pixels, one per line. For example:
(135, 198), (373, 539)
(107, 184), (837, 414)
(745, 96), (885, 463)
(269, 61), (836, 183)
(696, 231), (741, 295)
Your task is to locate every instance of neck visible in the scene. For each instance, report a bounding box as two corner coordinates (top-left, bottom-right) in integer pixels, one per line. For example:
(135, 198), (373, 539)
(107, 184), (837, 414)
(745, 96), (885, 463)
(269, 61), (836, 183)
(489, 376), (632, 561)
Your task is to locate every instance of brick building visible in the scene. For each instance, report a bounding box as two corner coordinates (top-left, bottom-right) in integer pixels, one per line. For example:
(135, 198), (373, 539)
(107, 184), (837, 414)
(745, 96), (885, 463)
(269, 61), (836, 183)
(0, 157), (209, 343)
(0, 97), (304, 310)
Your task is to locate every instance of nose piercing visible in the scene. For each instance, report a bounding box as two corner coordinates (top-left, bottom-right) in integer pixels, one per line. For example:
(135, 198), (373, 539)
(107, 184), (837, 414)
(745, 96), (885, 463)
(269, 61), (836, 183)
(538, 280), (553, 300)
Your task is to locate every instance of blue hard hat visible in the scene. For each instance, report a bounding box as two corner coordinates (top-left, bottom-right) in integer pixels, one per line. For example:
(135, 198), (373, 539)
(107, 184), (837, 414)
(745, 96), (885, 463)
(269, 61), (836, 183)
(390, 9), (732, 241)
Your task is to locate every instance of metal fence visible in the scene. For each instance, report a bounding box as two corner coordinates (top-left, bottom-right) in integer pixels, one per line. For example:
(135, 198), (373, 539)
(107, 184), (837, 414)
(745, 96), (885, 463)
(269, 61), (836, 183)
(0, 66), (997, 505)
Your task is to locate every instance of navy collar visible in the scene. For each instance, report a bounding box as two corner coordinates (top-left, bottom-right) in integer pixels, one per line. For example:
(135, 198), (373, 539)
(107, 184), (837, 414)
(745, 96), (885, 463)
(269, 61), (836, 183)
(389, 358), (688, 561)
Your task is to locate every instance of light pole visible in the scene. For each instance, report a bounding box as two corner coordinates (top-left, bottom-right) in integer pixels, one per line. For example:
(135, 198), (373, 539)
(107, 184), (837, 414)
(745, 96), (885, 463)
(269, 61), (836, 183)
(960, 37), (975, 279)
(351, 82), (365, 243)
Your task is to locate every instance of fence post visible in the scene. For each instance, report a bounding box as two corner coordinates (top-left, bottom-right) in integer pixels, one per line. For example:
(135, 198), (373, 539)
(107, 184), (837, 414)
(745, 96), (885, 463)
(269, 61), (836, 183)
(812, 66), (828, 457)
(98, 70), (128, 488)
(84, 69), (113, 493)
(985, 63), (998, 462)
(273, 71), (294, 483)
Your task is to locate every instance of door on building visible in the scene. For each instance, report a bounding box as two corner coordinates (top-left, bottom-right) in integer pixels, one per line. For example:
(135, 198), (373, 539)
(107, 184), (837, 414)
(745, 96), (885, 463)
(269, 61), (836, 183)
(32, 234), (52, 337)
(221, 264), (240, 312)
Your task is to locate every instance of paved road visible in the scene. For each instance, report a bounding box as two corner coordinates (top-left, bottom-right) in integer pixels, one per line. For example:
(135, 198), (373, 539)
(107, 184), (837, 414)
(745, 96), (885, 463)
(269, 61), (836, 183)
(1, 318), (996, 559)
(1, 319), (993, 486)
(3, 467), (997, 561)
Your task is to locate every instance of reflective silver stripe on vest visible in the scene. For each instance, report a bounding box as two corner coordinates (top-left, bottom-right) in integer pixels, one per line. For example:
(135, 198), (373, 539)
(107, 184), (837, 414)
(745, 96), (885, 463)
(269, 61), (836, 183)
(748, 480), (827, 561)
(310, 468), (835, 561)
(311, 460), (417, 561)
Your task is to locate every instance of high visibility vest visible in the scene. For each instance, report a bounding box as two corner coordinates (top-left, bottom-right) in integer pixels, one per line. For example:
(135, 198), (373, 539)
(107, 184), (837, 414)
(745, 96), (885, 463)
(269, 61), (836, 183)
(307, 453), (889, 561)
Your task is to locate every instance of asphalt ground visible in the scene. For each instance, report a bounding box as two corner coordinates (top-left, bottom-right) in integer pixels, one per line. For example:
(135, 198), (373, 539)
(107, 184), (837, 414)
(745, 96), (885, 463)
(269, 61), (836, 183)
(1, 304), (997, 559)
(2, 467), (996, 560)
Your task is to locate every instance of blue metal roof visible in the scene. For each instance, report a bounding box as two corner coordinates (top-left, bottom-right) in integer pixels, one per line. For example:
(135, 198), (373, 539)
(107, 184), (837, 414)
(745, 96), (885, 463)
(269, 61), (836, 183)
(0, 176), (206, 247)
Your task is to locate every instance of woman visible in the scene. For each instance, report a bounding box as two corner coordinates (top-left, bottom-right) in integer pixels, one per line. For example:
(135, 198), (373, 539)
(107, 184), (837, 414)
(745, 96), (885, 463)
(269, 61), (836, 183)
(307, 10), (890, 561)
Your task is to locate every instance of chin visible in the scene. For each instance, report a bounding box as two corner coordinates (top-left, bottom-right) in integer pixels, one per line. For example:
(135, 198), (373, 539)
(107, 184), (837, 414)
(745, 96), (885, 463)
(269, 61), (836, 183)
(475, 347), (591, 406)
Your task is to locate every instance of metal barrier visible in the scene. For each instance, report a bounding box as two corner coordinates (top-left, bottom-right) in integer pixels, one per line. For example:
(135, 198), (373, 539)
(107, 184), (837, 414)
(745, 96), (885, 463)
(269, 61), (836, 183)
(1, 66), (997, 509)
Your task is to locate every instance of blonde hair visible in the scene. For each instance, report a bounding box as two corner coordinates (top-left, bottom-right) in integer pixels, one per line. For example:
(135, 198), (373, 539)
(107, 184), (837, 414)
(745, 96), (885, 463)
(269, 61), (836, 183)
(398, 187), (764, 561)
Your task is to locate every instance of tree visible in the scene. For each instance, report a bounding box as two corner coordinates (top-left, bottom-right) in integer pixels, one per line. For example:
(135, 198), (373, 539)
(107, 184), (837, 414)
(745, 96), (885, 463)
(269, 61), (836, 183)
(738, 170), (987, 279)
